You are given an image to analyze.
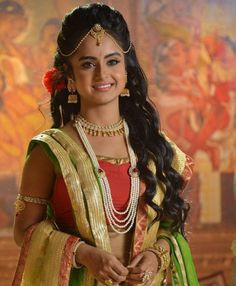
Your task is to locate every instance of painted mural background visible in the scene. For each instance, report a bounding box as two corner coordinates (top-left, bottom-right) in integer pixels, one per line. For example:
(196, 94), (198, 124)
(0, 0), (235, 284)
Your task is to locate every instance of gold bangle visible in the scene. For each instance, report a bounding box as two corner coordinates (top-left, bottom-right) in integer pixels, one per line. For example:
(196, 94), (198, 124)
(145, 245), (170, 272)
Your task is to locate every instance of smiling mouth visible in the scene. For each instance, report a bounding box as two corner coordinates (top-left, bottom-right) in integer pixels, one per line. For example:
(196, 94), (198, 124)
(93, 83), (114, 91)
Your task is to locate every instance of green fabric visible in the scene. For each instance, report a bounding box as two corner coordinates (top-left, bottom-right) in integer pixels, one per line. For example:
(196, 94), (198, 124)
(174, 232), (199, 284)
(158, 233), (199, 285)
(69, 268), (85, 286)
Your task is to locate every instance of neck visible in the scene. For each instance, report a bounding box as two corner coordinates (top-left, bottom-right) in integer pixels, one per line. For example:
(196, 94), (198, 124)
(79, 105), (121, 126)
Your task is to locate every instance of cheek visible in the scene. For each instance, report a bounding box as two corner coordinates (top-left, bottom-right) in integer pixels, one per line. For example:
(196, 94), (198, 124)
(74, 72), (90, 87)
(114, 69), (126, 83)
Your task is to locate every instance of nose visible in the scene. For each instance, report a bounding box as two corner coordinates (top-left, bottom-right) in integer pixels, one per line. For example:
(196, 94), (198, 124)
(94, 62), (107, 81)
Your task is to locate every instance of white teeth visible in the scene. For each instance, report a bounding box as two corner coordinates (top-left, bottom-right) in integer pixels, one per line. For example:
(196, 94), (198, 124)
(95, 84), (111, 89)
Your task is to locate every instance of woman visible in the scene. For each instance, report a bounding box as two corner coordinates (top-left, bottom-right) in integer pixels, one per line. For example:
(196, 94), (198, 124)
(13, 3), (199, 286)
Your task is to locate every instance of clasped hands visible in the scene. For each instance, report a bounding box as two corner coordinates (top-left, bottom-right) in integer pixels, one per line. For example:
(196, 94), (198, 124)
(76, 244), (160, 285)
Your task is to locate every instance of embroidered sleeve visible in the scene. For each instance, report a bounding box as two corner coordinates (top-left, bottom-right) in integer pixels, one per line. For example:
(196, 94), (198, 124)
(161, 131), (194, 189)
(181, 155), (194, 189)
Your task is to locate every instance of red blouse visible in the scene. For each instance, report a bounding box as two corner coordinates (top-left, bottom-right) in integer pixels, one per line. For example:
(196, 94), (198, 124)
(51, 160), (131, 231)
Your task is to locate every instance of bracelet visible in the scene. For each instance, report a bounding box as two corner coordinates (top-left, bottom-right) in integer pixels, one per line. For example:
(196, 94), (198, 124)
(145, 249), (162, 272)
(72, 241), (86, 268)
(145, 245), (170, 272)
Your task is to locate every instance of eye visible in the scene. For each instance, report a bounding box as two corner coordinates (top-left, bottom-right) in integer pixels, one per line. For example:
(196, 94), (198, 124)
(81, 61), (95, 69)
(107, 59), (120, 66)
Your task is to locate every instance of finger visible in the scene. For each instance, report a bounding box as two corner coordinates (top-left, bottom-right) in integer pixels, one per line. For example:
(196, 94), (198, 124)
(128, 253), (143, 268)
(108, 266), (128, 283)
(127, 266), (143, 275)
(99, 273), (119, 286)
(126, 272), (143, 282)
(112, 263), (129, 276)
(109, 272), (127, 284)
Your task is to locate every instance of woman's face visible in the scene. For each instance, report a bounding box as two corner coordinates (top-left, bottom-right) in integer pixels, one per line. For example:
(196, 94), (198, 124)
(68, 33), (127, 109)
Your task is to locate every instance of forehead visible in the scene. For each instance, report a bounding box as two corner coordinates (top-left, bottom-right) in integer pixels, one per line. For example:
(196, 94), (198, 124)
(70, 34), (124, 59)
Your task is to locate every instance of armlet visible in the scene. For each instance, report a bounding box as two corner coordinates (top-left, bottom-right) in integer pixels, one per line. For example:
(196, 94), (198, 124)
(15, 194), (49, 215)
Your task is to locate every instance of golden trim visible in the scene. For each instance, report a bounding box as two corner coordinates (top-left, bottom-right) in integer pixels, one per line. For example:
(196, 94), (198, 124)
(161, 132), (187, 174)
(50, 130), (111, 248)
(97, 155), (129, 165)
(34, 131), (93, 242)
(170, 236), (188, 286)
(34, 131), (112, 251)
(232, 240), (236, 256)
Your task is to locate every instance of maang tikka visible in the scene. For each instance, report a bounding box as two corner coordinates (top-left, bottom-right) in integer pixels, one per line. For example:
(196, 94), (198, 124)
(58, 24), (132, 57)
(67, 78), (78, 104)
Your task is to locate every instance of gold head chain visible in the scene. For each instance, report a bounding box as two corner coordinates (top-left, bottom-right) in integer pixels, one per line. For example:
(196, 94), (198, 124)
(58, 24), (132, 57)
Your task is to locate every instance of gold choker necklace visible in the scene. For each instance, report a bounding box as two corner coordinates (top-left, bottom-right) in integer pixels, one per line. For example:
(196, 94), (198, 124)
(75, 115), (124, 137)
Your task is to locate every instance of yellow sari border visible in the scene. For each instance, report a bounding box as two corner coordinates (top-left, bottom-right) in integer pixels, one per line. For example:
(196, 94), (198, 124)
(34, 129), (112, 286)
(36, 131), (93, 242)
(47, 129), (111, 251)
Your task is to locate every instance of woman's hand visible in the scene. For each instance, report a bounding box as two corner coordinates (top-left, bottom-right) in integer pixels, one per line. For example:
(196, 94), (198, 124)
(126, 251), (160, 285)
(76, 243), (128, 285)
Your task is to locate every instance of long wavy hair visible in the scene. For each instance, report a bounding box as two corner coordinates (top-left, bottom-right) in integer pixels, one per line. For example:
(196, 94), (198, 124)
(49, 3), (189, 235)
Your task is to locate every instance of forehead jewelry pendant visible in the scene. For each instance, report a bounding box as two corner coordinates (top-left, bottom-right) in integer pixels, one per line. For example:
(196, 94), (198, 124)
(90, 24), (105, 46)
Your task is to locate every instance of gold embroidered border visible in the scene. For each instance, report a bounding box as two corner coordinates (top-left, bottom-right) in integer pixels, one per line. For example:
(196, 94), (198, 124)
(161, 132), (187, 174)
(170, 235), (188, 286)
(22, 220), (68, 285)
(35, 129), (111, 286)
(34, 131), (93, 242)
(50, 130), (111, 252)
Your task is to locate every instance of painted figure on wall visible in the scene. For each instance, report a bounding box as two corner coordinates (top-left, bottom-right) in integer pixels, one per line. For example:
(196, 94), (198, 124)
(0, 0), (61, 228)
(141, 0), (236, 226)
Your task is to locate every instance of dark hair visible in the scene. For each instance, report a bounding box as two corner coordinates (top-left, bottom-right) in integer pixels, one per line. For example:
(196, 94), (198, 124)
(50, 3), (189, 235)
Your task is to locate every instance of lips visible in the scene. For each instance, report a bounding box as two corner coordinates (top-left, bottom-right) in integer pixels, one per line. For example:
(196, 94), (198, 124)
(93, 82), (114, 91)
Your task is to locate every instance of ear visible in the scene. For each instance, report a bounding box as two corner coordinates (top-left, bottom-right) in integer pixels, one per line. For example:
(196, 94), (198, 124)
(67, 78), (76, 92)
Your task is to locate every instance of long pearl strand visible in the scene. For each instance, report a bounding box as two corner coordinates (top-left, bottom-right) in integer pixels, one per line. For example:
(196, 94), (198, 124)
(74, 118), (140, 234)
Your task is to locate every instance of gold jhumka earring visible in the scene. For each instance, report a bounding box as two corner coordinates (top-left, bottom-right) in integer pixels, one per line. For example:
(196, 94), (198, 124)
(67, 78), (78, 104)
(120, 88), (130, 97)
(120, 73), (130, 97)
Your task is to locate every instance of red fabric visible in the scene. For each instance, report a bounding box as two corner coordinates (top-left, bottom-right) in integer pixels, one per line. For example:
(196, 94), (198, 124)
(51, 161), (131, 229)
(59, 236), (80, 286)
(51, 176), (76, 231)
(12, 224), (37, 285)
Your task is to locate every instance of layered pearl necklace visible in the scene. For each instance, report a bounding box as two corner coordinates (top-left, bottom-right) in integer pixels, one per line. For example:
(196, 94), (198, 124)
(74, 117), (140, 234)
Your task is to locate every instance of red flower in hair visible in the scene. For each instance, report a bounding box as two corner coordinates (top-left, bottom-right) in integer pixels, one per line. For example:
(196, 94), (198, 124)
(42, 68), (66, 93)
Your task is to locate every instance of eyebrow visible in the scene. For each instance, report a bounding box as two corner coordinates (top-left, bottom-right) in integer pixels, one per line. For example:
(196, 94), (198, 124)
(78, 52), (122, 61)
